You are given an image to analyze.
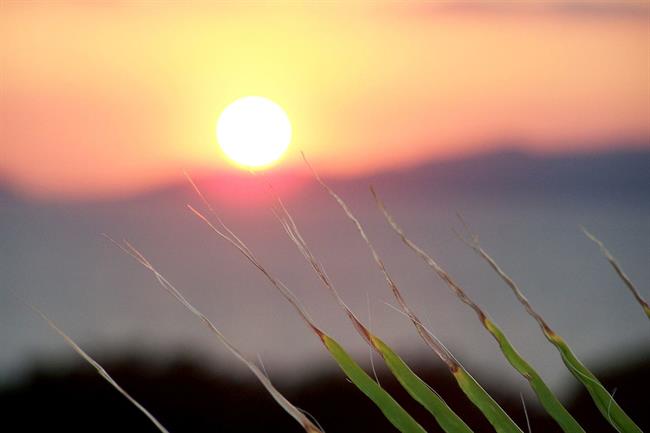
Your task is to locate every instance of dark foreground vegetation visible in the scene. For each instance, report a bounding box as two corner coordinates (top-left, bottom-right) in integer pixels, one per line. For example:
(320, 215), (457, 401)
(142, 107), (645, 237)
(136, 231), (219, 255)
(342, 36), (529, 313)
(2, 353), (647, 432)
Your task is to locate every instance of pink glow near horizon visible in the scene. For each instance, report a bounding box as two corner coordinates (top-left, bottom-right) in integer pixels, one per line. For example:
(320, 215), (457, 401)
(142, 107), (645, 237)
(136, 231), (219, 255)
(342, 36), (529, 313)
(1, 3), (648, 199)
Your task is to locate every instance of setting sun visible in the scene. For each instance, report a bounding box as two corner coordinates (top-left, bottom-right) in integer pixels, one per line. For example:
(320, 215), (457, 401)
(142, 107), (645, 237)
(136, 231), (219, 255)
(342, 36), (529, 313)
(3, 4), (650, 433)
(216, 96), (292, 169)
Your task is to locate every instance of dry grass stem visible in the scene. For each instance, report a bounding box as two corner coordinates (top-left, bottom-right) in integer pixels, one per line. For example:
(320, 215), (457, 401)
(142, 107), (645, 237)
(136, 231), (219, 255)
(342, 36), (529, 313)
(302, 156), (457, 370)
(185, 177), (430, 433)
(105, 235), (324, 433)
(272, 197), (375, 348)
(372, 189), (491, 326)
(186, 205), (323, 338)
(32, 306), (172, 433)
(581, 226), (650, 319)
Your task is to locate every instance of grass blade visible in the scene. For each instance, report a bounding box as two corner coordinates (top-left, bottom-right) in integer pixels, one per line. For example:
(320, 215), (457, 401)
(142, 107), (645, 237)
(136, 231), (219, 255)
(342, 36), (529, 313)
(371, 336), (474, 433)
(273, 199), (473, 433)
(581, 226), (650, 320)
(459, 228), (643, 433)
(481, 318), (584, 433)
(303, 159), (523, 433)
(372, 190), (587, 433)
(106, 236), (323, 433)
(32, 306), (171, 433)
(322, 335), (429, 433)
(186, 201), (428, 433)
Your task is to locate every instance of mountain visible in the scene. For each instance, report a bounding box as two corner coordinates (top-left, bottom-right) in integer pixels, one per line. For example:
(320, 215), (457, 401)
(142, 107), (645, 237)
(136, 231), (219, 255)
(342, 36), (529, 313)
(113, 147), (650, 205)
(361, 148), (650, 200)
(1, 148), (649, 205)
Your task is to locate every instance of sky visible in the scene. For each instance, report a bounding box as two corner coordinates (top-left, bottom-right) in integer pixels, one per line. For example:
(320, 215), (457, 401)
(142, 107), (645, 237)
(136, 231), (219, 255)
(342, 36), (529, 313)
(1, 1), (649, 199)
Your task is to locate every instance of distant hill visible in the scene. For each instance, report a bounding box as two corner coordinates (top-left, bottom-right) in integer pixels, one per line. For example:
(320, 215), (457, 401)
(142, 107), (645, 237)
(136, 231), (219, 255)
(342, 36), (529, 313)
(360, 148), (650, 200)
(144, 147), (650, 206)
(1, 148), (648, 205)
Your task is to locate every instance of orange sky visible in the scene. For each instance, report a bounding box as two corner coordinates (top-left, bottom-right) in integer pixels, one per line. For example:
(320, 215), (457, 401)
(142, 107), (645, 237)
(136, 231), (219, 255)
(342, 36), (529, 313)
(1, 2), (649, 199)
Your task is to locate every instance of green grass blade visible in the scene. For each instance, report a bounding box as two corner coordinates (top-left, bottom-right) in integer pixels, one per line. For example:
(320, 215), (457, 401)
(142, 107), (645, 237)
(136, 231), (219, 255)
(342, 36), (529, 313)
(370, 336), (474, 433)
(452, 368), (523, 433)
(483, 319), (585, 433)
(303, 167), (523, 433)
(464, 232), (643, 433)
(273, 197), (473, 433)
(377, 315), (523, 433)
(581, 226), (650, 320)
(322, 335), (429, 433)
(373, 190), (584, 433)
(550, 333), (643, 433)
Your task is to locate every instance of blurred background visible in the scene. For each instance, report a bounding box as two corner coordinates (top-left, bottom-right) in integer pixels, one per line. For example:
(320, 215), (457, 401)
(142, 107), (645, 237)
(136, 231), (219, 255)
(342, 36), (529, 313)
(1, 2), (649, 432)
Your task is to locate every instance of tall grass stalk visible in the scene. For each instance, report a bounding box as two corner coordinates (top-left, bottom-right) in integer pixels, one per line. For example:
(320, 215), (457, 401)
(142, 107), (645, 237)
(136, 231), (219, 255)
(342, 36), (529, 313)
(107, 237), (324, 433)
(32, 306), (171, 433)
(273, 199), (474, 433)
(187, 203), (428, 433)
(74, 171), (643, 433)
(372, 190), (585, 433)
(303, 159), (524, 433)
(459, 228), (642, 433)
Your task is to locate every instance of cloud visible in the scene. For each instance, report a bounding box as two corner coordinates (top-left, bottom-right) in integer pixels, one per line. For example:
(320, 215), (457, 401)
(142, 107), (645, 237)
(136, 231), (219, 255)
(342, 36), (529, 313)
(400, 1), (649, 20)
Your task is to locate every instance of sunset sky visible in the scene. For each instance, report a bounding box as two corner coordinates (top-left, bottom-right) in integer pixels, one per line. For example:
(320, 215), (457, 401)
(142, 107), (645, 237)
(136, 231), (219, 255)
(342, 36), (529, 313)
(2, 2), (649, 199)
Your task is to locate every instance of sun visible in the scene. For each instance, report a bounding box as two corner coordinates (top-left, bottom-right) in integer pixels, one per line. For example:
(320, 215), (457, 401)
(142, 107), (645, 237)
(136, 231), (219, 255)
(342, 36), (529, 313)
(216, 96), (292, 169)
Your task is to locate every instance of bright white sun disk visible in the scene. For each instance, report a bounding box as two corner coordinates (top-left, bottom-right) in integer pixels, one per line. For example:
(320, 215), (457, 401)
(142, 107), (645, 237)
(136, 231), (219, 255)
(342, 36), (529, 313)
(216, 96), (292, 168)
